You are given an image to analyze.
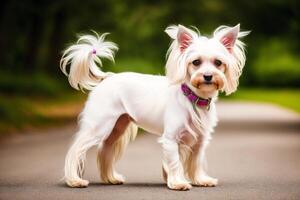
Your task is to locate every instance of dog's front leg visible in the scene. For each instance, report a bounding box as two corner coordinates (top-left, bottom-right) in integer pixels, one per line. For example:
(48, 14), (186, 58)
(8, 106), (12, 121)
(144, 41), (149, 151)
(159, 94), (194, 190)
(160, 135), (192, 191)
(190, 138), (218, 187)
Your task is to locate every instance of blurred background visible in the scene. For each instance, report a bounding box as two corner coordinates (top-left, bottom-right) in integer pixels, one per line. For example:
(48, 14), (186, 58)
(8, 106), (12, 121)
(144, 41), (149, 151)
(0, 0), (299, 133)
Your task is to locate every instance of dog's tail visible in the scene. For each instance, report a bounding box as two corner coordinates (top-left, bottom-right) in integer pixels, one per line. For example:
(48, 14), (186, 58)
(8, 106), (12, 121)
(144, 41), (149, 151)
(60, 32), (118, 90)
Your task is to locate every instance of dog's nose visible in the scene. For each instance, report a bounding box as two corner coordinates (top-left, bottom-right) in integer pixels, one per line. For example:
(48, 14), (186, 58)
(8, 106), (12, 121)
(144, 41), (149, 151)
(203, 75), (213, 82)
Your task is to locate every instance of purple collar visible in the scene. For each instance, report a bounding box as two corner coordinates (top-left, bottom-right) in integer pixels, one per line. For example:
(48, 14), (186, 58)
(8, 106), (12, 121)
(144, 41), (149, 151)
(181, 83), (211, 108)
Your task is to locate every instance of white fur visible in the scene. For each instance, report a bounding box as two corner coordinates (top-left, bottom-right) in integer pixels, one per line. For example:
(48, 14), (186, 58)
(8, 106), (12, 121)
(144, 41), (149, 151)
(60, 32), (118, 90)
(60, 24), (248, 190)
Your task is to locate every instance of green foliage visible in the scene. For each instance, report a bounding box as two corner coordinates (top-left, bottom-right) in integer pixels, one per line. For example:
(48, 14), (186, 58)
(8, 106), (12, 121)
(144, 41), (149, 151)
(103, 58), (164, 75)
(1, 0), (300, 133)
(251, 39), (300, 86)
(1, 0), (299, 88)
(0, 73), (68, 97)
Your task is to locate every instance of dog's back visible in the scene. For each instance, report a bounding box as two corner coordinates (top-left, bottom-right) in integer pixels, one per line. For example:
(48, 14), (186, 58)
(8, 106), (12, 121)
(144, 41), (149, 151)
(87, 72), (169, 134)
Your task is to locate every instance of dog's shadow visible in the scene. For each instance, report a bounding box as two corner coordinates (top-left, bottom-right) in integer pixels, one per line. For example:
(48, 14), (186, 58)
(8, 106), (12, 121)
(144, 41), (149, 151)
(58, 182), (166, 189)
(89, 182), (166, 188)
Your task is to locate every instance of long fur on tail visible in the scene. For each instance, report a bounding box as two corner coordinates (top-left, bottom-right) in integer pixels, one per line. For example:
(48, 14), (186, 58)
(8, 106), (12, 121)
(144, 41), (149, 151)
(98, 122), (138, 183)
(60, 32), (118, 90)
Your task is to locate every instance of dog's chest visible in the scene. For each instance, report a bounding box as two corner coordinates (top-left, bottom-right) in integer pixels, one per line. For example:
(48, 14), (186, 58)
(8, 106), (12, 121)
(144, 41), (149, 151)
(189, 103), (217, 136)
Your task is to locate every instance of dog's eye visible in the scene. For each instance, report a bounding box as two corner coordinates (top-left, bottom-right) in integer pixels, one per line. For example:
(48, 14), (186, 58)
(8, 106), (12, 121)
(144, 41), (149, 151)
(192, 59), (202, 66)
(214, 59), (222, 67)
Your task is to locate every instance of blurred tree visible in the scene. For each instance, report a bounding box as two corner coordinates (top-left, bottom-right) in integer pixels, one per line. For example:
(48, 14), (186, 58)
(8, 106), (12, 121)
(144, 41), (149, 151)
(0, 0), (299, 88)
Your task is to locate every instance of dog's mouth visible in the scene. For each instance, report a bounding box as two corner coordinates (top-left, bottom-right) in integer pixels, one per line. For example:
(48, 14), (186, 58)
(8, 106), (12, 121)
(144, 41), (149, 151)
(191, 81), (222, 93)
(190, 75), (225, 91)
(204, 81), (213, 85)
(193, 81), (217, 88)
(192, 78), (225, 91)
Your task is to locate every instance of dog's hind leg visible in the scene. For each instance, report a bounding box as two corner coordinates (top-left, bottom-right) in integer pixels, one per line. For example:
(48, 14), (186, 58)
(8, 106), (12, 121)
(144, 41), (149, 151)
(64, 116), (119, 188)
(98, 114), (137, 184)
(64, 127), (98, 187)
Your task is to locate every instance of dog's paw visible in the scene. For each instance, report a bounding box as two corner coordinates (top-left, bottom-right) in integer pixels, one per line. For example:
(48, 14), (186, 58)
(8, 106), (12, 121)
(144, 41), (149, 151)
(168, 182), (192, 191)
(193, 175), (218, 187)
(66, 179), (89, 188)
(108, 173), (125, 185)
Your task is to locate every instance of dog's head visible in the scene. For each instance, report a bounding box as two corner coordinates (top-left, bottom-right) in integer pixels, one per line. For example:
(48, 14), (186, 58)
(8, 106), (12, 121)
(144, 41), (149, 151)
(165, 24), (249, 96)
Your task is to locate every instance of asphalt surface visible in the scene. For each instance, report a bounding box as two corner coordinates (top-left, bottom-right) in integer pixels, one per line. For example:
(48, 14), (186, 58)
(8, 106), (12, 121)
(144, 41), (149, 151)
(0, 102), (300, 200)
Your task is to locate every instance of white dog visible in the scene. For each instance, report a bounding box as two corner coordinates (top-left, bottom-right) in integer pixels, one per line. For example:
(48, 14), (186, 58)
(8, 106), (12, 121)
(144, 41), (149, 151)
(60, 24), (248, 190)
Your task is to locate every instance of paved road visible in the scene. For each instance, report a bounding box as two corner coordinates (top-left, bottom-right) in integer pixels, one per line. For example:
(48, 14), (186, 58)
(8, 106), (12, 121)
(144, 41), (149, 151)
(0, 102), (300, 200)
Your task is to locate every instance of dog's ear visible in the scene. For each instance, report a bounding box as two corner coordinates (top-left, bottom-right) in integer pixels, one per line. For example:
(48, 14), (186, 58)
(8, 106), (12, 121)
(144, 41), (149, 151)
(165, 25), (178, 39)
(217, 24), (249, 95)
(165, 25), (194, 52)
(177, 25), (193, 52)
(219, 24), (240, 53)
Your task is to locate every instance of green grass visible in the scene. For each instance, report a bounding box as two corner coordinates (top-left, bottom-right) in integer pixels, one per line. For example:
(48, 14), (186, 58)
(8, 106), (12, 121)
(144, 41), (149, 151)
(223, 88), (300, 113)
(0, 73), (69, 96)
(0, 72), (88, 134)
(0, 92), (86, 134)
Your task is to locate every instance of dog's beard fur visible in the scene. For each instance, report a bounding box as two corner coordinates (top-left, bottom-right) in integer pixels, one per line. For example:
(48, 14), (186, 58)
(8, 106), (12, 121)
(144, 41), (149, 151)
(60, 24), (248, 190)
(188, 64), (225, 96)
